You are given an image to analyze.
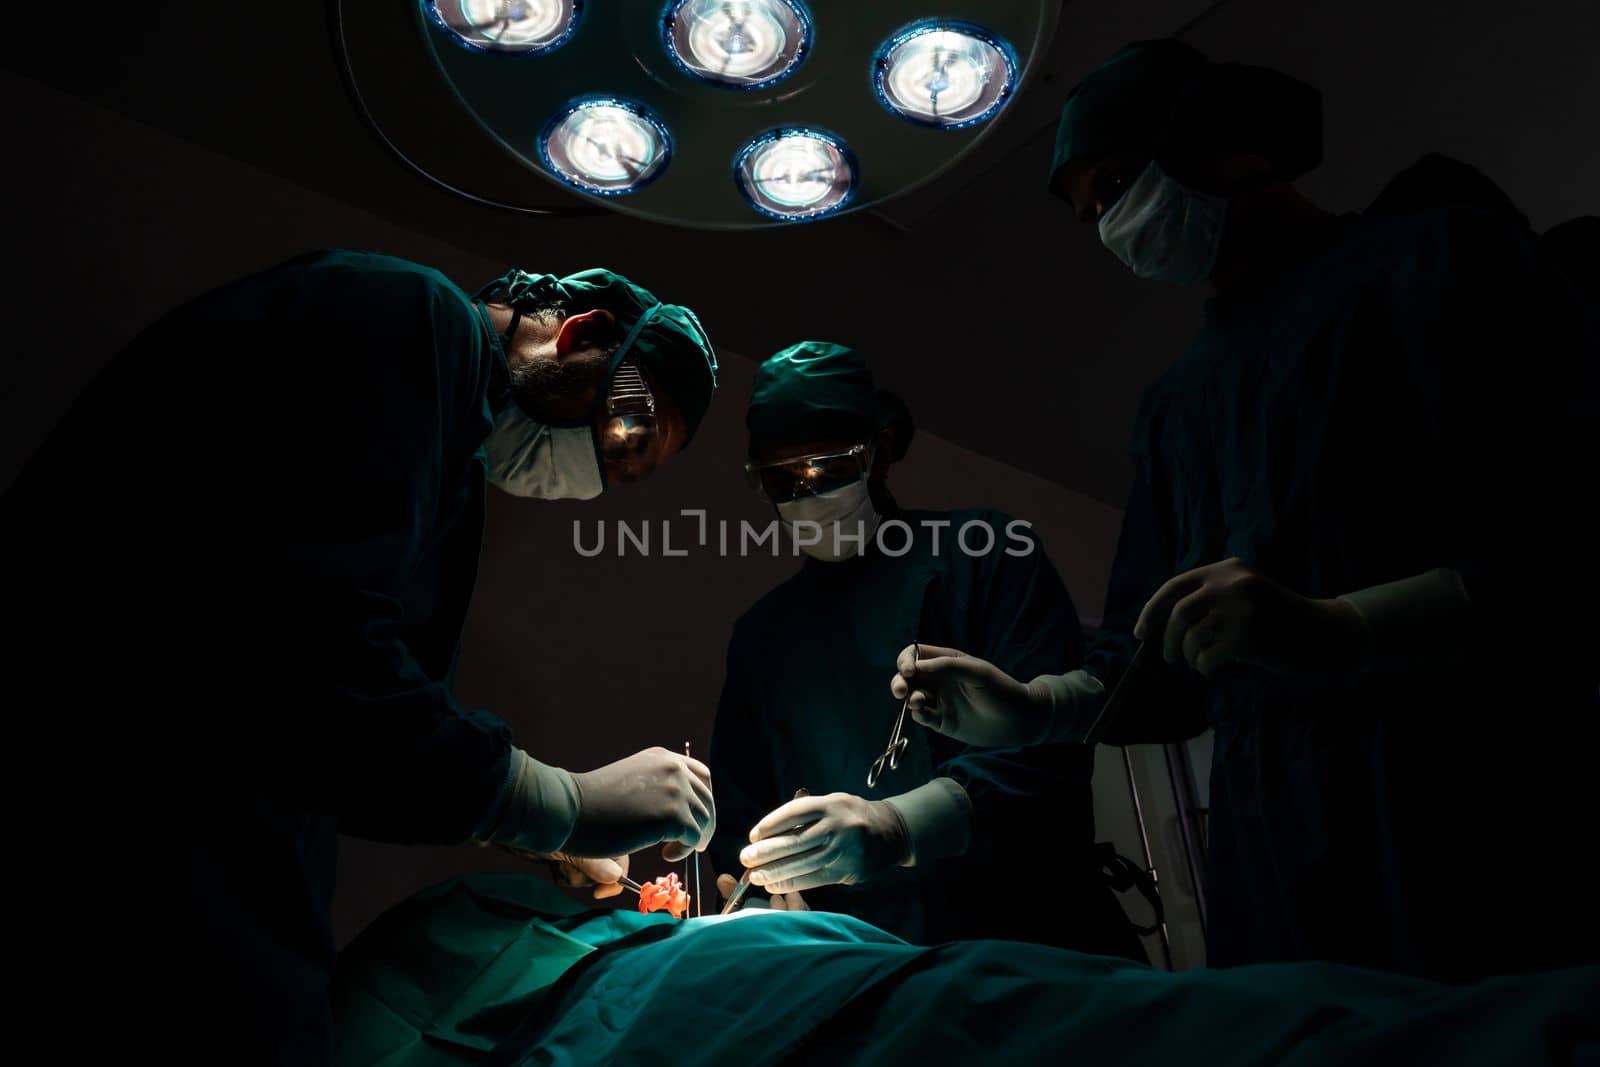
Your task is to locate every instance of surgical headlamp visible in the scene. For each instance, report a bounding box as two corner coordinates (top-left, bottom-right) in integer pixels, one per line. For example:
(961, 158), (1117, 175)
(598, 360), (661, 476)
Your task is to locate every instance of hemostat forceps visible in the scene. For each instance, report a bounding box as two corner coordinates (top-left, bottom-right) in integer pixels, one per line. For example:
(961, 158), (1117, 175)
(868, 642), (915, 789)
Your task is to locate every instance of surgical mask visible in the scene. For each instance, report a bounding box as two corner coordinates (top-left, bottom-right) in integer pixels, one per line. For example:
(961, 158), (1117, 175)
(478, 296), (668, 500)
(1098, 161), (1228, 285)
(777, 476), (880, 562)
(484, 403), (605, 500)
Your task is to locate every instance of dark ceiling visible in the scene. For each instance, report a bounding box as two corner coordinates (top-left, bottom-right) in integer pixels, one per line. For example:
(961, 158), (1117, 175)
(3, 0), (1594, 505)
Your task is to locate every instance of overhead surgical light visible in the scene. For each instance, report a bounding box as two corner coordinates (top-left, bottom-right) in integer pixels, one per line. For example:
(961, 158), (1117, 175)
(873, 21), (1018, 129)
(424, 0), (583, 55)
(539, 98), (673, 196)
(405, 0), (1061, 226)
(662, 0), (813, 89)
(735, 129), (856, 221)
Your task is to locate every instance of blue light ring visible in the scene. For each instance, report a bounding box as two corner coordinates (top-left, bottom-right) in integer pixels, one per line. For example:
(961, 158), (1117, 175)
(420, 0), (586, 58)
(537, 95), (675, 197)
(733, 127), (859, 223)
(658, 0), (815, 91)
(871, 19), (1020, 131)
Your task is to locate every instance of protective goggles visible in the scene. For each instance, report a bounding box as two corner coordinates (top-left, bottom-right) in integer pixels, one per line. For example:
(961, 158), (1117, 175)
(582, 303), (666, 485)
(596, 358), (659, 474)
(744, 444), (869, 503)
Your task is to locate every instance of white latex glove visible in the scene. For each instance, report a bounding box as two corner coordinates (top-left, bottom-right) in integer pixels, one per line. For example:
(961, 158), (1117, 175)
(548, 853), (630, 900)
(737, 792), (905, 895)
(565, 747), (716, 863)
(497, 846), (630, 900)
(737, 783), (969, 896)
(1134, 558), (1369, 678)
(767, 889), (811, 911)
(889, 643), (1055, 747)
(1339, 568), (1471, 671)
(474, 749), (581, 855)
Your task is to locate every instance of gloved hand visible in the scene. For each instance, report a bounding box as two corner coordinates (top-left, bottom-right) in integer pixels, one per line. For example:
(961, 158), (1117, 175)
(766, 888), (811, 911)
(1134, 557), (1369, 678)
(889, 643), (1054, 747)
(565, 747), (716, 863)
(549, 852), (630, 900)
(715, 872), (809, 912)
(737, 792), (909, 896)
(497, 845), (630, 900)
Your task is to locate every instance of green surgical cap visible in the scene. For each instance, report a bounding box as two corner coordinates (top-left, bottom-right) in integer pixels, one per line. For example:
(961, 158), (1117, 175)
(1048, 39), (1322, 200)
(476, 268), (719, 445)
(747, 341), (914, 459)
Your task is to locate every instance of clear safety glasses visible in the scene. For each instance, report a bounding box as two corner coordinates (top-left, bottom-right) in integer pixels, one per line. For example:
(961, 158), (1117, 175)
(744, 443), (869, 503)
(597, 360), (660, 474)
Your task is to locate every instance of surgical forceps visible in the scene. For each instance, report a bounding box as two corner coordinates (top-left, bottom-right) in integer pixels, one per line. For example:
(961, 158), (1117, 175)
(868, 642), (915, 789)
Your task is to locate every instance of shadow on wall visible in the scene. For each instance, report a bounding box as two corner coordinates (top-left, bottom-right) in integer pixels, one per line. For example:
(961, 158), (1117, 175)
(0, 70), (1127, 947)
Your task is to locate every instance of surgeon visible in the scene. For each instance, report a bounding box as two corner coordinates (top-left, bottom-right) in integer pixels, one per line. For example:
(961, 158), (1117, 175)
(2, 252), (719, 1064)
(1541, 216), (1598, 299)
(710, 342), (1142, 959)
(890, 41), (1597, 981)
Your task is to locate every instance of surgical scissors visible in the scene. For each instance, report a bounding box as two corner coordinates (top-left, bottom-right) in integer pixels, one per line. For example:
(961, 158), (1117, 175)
(868, 642), (915, 789)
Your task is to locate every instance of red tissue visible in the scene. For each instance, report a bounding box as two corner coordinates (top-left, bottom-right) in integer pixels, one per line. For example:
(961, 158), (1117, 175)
(638, 873), (690, 919)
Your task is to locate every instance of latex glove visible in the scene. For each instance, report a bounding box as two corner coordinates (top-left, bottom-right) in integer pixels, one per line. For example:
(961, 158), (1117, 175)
(565, 747), (716, 863)
(549, 853), (630, 900)
(498, 846), (630, 900)
(767, 888), (811, 911)
(473, 749), (581, 855)
(1339, 568), (1470, 671)
(715, 872), (809, 912)
(889, 643), (1054, 747)
(738, 792), (909, 895)
(1134, 557), (1368, 678)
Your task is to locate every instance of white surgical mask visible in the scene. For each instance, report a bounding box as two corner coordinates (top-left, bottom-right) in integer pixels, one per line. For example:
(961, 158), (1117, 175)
(777, 477), (880, 562)
(1098, 161), (1228, 284)
(484, 402), (605, 501)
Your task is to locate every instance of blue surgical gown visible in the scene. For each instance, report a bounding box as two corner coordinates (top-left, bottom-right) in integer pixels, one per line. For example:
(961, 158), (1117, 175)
(1085, 208), (1598, 981)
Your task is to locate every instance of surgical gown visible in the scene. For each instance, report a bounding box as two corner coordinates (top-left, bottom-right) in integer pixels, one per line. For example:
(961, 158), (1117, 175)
(1085, 208), (1598, 981)
(712, 508), (1142, 959)
(2, 251), (518, 1063)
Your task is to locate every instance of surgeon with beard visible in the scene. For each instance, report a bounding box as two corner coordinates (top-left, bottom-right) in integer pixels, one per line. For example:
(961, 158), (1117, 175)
(2, 252), (719, 1065)
(709, 342), (1142, 960)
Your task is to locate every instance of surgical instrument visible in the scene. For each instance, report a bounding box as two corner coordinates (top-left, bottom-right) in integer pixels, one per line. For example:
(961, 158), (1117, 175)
(720, 788), (810, 915)
(1078, 640), (1152, 746)
(868, 642), (915, 788)
(686, 741), (702, 918)
(545, 850), (645, 896)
